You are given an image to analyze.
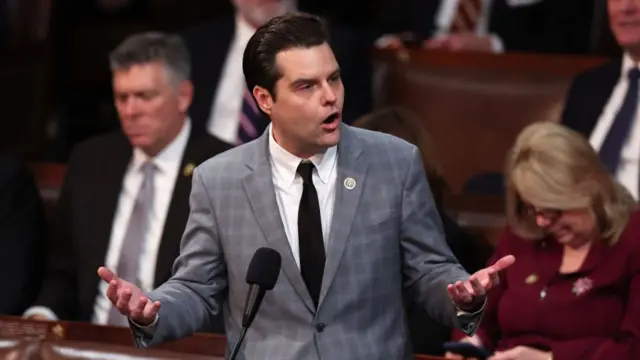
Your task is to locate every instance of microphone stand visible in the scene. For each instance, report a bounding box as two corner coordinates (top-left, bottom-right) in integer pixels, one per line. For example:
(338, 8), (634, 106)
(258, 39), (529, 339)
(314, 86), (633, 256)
(228, 327), (248, 360)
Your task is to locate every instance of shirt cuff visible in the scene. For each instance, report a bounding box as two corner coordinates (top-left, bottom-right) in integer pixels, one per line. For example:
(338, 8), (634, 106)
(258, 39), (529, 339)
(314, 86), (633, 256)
(489, 34), (505, 53)
(129, 314), (158, 334)
(23, 306), (59, 321)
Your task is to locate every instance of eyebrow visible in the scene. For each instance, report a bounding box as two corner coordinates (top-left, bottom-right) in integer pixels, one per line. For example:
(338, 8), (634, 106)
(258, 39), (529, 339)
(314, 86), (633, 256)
(290, 68), (341, 88)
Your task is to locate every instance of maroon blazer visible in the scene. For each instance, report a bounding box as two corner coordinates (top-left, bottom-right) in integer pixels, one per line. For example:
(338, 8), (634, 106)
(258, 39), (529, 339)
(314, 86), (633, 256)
(454, 210), (640, 359)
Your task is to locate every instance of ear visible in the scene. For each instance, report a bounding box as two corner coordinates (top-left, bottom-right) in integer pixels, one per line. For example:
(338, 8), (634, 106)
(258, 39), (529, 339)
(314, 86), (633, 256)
(253, 85), (274, 115)
(177, 80), (194, 113)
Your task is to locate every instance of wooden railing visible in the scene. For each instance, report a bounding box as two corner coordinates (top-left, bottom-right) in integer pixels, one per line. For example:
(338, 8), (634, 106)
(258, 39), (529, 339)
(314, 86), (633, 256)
(0, 316), (444, 359)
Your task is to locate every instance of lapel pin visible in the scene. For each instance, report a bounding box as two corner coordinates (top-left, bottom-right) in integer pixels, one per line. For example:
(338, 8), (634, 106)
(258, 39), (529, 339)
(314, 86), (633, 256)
(525, 273), (538, 284)
(183, 163), (195, 177)
(572, 277), (593, 296)
(344, 177), (356, 190)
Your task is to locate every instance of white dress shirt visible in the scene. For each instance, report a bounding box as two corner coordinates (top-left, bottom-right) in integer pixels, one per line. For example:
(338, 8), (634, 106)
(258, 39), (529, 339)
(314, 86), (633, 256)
(24, 119), (192, 323)
(589, 53), (640, 200)
(207, 15), (256, 144)
(433, 0), (504, 52)
(268, 125), (337, 267)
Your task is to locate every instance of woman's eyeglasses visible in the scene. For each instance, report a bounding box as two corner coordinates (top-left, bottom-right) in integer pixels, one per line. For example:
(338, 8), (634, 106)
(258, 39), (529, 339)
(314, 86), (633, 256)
(522, 203), (563, 223)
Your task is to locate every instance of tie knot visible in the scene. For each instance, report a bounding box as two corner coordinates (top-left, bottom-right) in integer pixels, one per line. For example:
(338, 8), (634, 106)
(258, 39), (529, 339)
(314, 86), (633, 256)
(296, 161), (315, 184)
(629, 68), (640, 81)
(140, 161), (156, 178)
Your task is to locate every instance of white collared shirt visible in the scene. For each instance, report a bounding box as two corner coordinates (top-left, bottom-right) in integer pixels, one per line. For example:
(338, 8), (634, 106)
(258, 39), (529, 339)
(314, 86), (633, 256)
(207, 15), (256, 144)
(589, 53), (640, 200)
(268, 125), (338, 267)
(24, 119), (192, 323)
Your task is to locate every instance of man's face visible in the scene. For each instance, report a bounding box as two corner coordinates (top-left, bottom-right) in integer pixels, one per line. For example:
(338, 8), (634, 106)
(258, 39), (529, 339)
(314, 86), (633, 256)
(255, 42), (344, 157)
(112, 61), (192, 156)
(609, 0), (640, 50)
(232, 0), (296, 27)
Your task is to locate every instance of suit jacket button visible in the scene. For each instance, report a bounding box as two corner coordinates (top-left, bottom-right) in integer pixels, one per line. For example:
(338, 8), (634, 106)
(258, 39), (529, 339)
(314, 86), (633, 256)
(315, 322), (326, 333)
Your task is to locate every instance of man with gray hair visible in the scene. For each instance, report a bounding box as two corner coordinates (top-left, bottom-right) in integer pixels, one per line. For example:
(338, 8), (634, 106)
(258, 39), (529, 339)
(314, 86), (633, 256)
(23, 32), (231, 331)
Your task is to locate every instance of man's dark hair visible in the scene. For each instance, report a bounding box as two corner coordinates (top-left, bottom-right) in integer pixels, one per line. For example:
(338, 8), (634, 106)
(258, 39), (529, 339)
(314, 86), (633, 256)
(109, 31), (191, 85)
(242, 12), (330, 99)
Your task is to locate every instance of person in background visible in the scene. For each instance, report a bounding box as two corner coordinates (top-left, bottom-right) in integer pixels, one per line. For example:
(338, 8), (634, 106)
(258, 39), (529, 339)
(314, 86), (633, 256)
(446, 121), (640, 360)
(24, 32), (231, 330)
(0, 155), (46, 315)
(375, 0), (593, 54)
(181, 0), (372, 145)
(562, 0), (640, 200)
(353, 106), (492, 355)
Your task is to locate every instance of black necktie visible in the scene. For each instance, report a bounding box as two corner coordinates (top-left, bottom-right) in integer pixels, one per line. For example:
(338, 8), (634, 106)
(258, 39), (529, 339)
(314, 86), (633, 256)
(297, 161), (325, 308)
(599, 68), (640, 173)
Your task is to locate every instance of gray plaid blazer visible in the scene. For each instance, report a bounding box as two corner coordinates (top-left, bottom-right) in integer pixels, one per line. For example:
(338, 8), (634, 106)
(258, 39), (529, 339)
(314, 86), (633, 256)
(132, 124), (480, 359)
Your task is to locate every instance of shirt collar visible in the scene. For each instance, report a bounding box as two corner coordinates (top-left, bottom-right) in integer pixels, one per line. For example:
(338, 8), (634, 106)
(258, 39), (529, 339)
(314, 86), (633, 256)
(268, 124), (337, 188)
(234, 13), (257, 47)
(131, 118), (191, 174)
(621, 52), (639, 80)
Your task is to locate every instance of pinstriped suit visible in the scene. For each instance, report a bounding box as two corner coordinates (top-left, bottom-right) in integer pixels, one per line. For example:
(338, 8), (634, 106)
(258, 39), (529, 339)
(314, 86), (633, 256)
(132, 124), (481, 359)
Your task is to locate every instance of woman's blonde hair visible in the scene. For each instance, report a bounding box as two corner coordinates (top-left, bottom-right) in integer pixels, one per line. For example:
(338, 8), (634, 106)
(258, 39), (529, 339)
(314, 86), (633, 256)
(353, 106), (447, 209)
(505, 121), (637, 244)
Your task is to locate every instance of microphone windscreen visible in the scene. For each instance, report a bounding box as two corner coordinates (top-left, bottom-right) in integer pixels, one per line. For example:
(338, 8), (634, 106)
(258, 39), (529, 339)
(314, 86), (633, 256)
(246, 247), (281, 290)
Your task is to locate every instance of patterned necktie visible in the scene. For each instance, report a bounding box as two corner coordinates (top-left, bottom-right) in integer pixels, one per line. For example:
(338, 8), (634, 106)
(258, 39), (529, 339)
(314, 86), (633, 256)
(296, 161), (325, 308)
(599, 68), (640, 174)
(450, 0), (483, 33)
(106, 161), (156, 326)
(237, 87), (270, 144)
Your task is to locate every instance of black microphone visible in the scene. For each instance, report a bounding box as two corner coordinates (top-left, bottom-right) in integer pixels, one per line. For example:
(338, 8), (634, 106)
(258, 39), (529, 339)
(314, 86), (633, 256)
(228, 247), (281, 360)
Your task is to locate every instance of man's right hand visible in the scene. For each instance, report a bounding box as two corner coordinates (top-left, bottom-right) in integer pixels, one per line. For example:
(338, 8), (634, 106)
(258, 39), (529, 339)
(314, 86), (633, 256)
(97, 267), (160, 326)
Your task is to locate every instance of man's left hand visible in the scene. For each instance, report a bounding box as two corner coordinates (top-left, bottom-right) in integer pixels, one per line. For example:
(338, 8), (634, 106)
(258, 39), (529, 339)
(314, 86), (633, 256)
(489, 346), (551, 360)
(448, 255), (515, 311)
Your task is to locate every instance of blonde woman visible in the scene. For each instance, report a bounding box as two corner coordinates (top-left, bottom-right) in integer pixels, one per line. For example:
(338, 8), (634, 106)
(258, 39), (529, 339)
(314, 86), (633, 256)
(447, 122), (640, 360)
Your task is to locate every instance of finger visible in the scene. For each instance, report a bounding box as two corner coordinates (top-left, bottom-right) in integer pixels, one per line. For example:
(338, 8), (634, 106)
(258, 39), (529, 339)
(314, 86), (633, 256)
(142, 300), (161, 320)
(129, 296), (149, 321)
(443, 352), (463, 360)
(490, 271), (500, 287)
(105, 280), (120, 304)
(490, 255), (516, 272)
(469, 275), (485, 297)
(115, 288), (132, 313)
(455, 281), (473, 303)
(97, 267), (118, 284)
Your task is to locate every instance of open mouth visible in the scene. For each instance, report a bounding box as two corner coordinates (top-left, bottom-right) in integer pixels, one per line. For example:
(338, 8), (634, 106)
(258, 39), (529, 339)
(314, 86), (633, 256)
(323, 113), (340, 124)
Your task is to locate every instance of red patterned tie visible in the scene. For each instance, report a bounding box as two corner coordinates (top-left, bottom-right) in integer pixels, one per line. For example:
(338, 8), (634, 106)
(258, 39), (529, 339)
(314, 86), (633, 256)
(450, 0), (483, 33)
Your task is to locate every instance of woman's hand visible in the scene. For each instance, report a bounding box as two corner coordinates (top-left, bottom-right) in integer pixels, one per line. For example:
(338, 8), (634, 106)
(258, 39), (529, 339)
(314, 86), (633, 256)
(489, 346), (551, 360)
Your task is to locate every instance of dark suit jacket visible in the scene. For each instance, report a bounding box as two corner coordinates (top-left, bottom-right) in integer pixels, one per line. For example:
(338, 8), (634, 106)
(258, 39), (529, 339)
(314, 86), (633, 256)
(561, 59), (621, 137)
(0, 156), (46, 315)
(454, 211), (640, 359)
(33, 130), (231, 331)
(181, 14), (373, 134)
(378, 0), (593, 54)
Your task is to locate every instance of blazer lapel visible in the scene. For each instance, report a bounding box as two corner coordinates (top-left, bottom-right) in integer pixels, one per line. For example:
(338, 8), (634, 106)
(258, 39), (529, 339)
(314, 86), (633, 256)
(153, 138), (201, 286)
(319, 125), (367, 307)
(242, 133), (315, 313)
(87, 137), (131, 281)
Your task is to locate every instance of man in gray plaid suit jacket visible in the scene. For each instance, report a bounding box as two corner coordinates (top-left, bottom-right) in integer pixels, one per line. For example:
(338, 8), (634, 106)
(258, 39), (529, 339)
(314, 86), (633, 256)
(99, 12), (514, 360)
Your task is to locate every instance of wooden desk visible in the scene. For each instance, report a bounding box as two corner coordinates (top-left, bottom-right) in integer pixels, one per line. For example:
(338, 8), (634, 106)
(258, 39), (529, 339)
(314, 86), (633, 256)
(0, 317), (445, 359)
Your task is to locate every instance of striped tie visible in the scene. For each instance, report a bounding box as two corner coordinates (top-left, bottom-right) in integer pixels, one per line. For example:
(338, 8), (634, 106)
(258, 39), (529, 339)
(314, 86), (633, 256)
(237, 87), (269, 144)
(450, 0), (483, 33)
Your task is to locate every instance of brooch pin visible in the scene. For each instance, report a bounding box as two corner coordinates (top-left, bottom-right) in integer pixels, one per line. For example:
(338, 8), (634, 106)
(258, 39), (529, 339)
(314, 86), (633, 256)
(572, 277), (593, 296)
(183, 163), (195, 177)
(525, 273), (538, 284)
